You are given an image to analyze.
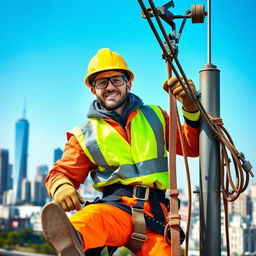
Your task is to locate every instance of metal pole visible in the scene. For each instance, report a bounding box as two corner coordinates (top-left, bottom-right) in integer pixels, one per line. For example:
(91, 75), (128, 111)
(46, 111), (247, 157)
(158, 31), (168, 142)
(199, 64), (220, 255)
(199, 0), (221, 255)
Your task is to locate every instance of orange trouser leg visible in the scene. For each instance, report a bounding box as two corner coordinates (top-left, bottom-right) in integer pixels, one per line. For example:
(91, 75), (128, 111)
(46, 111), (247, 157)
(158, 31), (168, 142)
(69, 202), (172, 255)
(136, 231), (172, 256)
(69, 203), (133, 251)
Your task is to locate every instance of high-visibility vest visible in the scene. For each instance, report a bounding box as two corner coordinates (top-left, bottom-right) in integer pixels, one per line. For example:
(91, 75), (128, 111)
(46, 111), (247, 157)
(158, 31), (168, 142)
(70, 105), (168, 190)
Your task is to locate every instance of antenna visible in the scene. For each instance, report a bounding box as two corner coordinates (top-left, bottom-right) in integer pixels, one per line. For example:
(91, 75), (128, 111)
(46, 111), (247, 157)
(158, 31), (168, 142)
(207, 0), (212, 64)
(23, 100), (26, 119)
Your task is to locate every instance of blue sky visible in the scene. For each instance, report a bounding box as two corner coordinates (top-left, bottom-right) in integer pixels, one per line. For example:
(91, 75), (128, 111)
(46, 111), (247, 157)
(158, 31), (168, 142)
(1, 0), (255, 190)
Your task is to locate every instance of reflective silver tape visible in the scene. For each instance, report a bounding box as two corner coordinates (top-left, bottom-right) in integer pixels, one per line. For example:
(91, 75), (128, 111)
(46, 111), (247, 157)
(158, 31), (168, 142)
(139, 106), (165, 158)
(79, 120), (108, 167)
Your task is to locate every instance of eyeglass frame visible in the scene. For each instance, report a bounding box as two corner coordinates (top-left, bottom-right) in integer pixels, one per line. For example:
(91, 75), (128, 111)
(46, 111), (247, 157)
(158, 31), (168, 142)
(92, 75), (128, 89)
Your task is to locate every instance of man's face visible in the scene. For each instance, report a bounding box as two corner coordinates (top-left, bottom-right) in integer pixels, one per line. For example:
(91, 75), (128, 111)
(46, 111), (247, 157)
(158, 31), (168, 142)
(91, 70), (131, 112)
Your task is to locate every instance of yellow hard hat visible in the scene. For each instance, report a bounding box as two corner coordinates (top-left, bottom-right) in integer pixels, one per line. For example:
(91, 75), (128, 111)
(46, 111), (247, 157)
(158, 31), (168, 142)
(84, 48), (135, 88)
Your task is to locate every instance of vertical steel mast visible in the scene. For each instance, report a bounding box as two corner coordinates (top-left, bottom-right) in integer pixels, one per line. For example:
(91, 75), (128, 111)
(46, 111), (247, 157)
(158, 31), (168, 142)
(199, 0), (221, 255)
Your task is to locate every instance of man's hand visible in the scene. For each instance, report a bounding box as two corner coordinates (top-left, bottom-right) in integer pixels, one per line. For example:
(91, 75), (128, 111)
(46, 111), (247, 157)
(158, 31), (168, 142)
(163, 77), (198, 112)
(53, 184), (85, 212)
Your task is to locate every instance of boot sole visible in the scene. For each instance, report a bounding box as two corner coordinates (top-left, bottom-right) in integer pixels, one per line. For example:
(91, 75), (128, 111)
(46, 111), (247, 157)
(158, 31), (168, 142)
(41, 201), (84, 256)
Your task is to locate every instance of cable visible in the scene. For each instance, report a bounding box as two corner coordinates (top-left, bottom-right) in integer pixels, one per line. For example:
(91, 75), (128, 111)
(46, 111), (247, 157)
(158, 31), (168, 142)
(137, 0), (254, 255)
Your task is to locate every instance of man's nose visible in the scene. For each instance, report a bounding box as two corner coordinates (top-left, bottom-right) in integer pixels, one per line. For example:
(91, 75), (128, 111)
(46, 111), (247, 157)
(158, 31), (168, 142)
(105, 79), (116, 89)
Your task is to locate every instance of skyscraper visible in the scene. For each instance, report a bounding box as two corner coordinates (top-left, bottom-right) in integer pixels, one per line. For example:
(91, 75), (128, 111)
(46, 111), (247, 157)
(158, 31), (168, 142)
(0, 149), (9, 203)
(53, 148), (63, 163)
(13, 110), (29, 204)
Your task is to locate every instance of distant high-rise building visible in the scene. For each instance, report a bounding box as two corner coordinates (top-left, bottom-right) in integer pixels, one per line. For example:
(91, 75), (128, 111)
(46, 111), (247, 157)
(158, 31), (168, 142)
(31, 181), (41, 205)
(250, 184), (256, 225)
(31, 165), (48, 205)
(35, 165), (48, 182)
(21, 178), (31, 203)
(228, 214), (256, 255)
(7, 164), (13, 190)
(13, 110), (29, 204)
(3, 189), (13, 205)
(0, 149), (9, 203)
(251, 184), (256, 198)
(54, 148), (63, 163)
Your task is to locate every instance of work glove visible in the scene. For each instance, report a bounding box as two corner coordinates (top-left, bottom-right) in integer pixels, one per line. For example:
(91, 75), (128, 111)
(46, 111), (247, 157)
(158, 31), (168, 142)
(163, 76), (198, 112)
(53, 184), (85, 212)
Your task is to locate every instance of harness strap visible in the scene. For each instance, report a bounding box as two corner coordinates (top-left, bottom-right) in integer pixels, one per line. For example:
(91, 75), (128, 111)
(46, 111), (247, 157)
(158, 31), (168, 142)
(166, 63), (181, 255)
(125, 200), (147, 253)
(105, 200), (185, 243)
(84, 184), (185, 255)
(103, 184), (185, 252)
(103, 184), (159, 253)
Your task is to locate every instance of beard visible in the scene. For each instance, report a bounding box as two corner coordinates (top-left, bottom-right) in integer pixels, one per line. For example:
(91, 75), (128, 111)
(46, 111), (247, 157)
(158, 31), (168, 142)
(96, 88), (129, 112)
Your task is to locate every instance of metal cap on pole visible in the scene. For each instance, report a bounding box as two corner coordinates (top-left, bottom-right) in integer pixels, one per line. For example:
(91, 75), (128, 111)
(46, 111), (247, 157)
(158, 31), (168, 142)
(199, 0), (221, 255)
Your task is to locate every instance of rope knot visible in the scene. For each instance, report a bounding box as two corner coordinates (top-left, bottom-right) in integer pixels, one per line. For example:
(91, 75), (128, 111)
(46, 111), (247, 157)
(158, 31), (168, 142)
(167, 214), (181, 226)
(164, 214), (181, 245)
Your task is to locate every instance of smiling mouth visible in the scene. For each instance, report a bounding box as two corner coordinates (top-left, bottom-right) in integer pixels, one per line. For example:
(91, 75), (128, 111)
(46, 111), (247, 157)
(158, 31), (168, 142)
(104, 91), (119, 98)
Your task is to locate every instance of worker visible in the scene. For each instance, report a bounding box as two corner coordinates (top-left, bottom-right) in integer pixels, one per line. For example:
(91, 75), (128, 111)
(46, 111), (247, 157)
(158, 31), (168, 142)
(41, 48), (200, 256)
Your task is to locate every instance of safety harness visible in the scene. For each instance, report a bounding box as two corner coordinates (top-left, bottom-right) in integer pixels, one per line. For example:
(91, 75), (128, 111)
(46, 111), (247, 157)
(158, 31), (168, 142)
(84, 183), (185, 256)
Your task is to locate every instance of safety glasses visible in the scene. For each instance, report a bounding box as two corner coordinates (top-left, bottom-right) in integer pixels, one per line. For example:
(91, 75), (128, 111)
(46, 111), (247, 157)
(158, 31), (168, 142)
(93, 75), (128, 89)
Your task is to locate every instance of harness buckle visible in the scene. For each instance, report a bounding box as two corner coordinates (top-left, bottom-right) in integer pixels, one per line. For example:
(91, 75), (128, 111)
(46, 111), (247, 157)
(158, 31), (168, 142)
(133, 185), (150, 201)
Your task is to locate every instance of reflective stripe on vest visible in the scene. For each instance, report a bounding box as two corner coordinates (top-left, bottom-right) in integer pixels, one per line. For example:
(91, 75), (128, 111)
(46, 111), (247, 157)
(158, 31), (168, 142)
(71, 105), (169, 190)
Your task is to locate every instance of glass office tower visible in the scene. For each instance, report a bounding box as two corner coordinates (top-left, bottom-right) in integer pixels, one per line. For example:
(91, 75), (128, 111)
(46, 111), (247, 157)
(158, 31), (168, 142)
(13, 116), (29, 204)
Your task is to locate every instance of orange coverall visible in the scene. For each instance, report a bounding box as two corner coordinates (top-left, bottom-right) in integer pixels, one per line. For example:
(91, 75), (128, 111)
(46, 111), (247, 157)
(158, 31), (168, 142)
(45, 108), (199, 255)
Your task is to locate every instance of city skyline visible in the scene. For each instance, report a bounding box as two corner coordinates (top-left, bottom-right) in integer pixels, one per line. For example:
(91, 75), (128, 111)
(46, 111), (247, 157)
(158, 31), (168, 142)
(2, 109), (63, 183)
(0, 113), (63, 206)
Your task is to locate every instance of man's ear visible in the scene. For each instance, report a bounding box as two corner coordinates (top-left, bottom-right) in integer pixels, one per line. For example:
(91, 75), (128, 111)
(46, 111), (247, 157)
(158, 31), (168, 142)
(127, 82), (132, 92)
(91, 87), (96, 95)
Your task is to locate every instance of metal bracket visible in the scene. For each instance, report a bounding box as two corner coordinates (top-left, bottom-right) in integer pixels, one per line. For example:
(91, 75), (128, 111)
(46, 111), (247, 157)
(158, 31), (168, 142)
(141, 1), (207, 63)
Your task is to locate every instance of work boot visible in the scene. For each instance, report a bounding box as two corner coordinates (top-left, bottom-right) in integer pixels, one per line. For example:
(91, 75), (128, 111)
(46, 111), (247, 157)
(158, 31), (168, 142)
(41, 201), (84, 256)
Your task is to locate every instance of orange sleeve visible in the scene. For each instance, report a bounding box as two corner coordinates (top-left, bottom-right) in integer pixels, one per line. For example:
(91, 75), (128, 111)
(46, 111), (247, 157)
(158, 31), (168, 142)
(45, 135), (97, 197)
(161, 107), (199, 157)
